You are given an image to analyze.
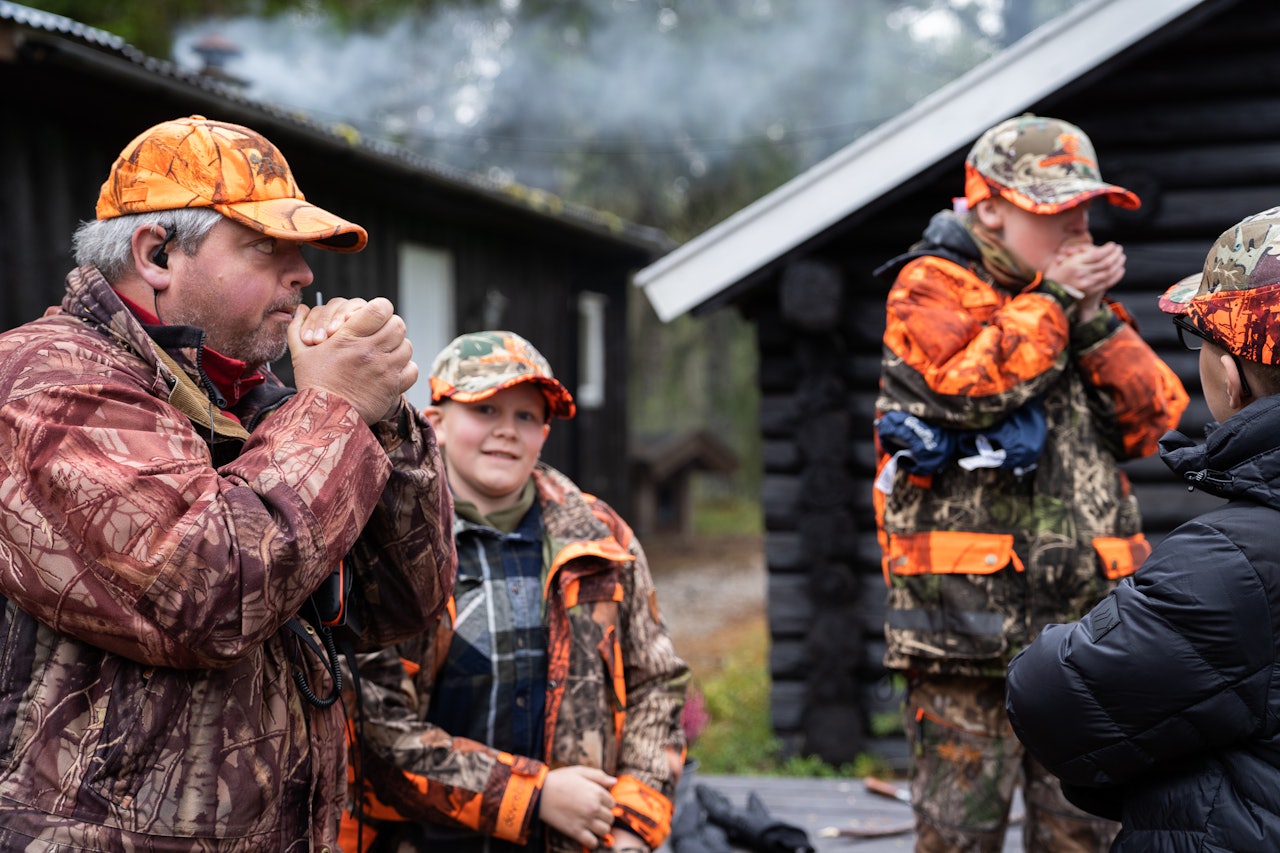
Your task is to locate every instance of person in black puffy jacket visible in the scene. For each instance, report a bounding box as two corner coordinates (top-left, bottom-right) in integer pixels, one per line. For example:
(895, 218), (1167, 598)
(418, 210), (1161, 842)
(1006, 205), (1280, 852)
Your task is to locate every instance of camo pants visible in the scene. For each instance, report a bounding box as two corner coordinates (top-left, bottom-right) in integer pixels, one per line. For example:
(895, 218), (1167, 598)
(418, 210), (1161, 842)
(904, 674), (1119, 853)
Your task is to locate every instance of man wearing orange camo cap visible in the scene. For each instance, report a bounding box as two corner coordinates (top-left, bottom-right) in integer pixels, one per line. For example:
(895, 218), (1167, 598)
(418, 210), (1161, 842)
(0, 116), (455, 850)
(1008, 206), (1280, 849)
(339, 331), (689, 853)
(872, 114), (1188, 852)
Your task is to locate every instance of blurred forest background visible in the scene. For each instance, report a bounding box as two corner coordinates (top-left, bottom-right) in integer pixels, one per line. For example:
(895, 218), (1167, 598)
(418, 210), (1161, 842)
(25, 0), (1075, 516)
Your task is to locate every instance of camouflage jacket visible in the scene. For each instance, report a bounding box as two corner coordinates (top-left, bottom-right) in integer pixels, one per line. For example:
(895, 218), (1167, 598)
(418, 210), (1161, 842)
(874, 223), (1188, 677)
(0, 266), (455, 851)
(343, 463), (689, 853)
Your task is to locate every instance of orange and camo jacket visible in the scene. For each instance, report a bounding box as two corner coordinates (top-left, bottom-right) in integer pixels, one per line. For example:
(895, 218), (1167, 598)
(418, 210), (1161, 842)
(875, 252), (1189, 676)
(342, 463), (689, 853)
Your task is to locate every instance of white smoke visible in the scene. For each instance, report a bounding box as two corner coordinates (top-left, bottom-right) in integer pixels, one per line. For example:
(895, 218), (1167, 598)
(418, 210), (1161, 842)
(173, 1), (1069, 194)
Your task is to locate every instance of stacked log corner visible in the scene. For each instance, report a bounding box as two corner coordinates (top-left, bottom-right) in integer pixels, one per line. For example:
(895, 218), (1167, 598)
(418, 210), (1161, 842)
(759, 259), (902, 770)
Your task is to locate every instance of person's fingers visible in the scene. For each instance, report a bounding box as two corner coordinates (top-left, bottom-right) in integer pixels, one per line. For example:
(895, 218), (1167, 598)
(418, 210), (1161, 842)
(331, 297), (393, 339)
(287, 305), (313, 353)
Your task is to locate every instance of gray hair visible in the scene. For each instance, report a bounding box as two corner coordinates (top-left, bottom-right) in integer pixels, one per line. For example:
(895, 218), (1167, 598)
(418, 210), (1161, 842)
(72, 208), (223, 282)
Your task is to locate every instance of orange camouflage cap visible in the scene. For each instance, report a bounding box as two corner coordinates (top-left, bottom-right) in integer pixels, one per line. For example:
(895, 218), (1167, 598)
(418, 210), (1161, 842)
(964, 114), (1140, 215)
(1159, 206), (1280, 364)
(96, 115), (367, 252)
(428, 330), (576, 420)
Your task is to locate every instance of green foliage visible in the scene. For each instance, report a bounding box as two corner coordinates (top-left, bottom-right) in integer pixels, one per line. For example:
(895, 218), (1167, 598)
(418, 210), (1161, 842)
(689, 629), (778, 774)
(17, 0), (446, 57)
(692, 493), (762, 538)
(690, 618), (892, 780)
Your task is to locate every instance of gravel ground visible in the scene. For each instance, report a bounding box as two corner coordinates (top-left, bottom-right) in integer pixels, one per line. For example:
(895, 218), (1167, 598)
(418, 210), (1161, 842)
(644, 534), (766, 677)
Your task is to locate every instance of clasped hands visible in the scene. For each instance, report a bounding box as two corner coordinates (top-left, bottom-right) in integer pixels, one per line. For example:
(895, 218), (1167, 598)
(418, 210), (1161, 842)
(288, 296), (417, 425)
(1047, 241), (1126, 323)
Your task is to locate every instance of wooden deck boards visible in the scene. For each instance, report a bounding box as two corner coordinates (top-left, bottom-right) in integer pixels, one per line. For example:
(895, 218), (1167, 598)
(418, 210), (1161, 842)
(659, 772), (1023, 853)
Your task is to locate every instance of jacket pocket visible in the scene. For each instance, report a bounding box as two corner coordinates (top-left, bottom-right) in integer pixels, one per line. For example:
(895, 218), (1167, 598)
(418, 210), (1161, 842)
(884, 531), (1024, 577)
(1092, 534), (1150, 580)
(883, 531), (1021, 662)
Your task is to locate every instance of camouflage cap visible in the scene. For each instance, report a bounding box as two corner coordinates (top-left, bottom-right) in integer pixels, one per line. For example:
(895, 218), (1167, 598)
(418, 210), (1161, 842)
(428, 330), (576, 419)
(97, 115), (367, 252)
(1159, 206), (1280, 364)
(963, 114), (1140, 215)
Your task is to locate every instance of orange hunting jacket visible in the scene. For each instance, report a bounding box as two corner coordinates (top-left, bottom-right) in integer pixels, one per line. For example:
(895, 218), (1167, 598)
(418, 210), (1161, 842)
(342, 463), (689, 853)
(875, 229), (1189, 676)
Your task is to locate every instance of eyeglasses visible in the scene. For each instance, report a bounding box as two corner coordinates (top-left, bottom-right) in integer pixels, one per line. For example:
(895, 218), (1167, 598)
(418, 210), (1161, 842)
(1173, 314), (1252, 399)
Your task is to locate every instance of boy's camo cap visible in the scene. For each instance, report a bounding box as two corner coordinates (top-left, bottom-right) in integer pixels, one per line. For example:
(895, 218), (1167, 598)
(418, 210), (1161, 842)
(429, 331), (576, 419)
(1160, 206), (1280, 364)
(964, 114), (1140, 215)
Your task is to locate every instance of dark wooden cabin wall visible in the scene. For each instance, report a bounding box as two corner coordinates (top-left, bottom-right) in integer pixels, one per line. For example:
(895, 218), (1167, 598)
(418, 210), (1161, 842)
(746, 0), (1273, 765)
(0, 45), (643, 509)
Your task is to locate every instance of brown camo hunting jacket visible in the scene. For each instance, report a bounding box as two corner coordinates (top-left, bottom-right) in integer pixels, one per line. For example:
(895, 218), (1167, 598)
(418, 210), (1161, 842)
(343, 463), (689, 853)
(0, 266), (455, 851)
(875, 254), (1189, 677)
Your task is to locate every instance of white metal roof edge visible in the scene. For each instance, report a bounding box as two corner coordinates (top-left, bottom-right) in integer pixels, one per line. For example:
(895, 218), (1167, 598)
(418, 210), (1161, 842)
(635, 0), (1207, 321)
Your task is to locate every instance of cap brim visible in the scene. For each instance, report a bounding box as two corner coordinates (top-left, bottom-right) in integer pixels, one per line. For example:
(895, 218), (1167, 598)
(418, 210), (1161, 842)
(436, 375), (576, 420)
(216, 197), (368, 252)
(1001, 183), (1141, 215)
(1159, 273), (1202, 315)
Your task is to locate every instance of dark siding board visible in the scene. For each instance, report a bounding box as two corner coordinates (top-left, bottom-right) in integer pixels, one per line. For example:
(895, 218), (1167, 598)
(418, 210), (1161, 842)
(770, 679), (805, 732)
(1105, 142), (1280, 191)
(768, 576), (811, 634)
(1141, 186), (1280, 235)
(762, 439), (801, 473)
(770, 638), (811, 682)
(765, 531), (804, 572)
(0, 125), (37, 327)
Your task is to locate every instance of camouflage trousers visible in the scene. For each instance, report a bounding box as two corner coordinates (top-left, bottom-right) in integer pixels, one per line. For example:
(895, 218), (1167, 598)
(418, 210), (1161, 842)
(903, 674), (1119, 853)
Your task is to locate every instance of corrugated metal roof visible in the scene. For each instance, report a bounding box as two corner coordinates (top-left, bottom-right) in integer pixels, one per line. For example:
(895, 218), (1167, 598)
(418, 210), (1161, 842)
(0, 0), (672, 252)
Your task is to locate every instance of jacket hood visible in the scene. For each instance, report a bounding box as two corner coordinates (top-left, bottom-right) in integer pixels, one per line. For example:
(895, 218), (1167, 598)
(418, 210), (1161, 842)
(873, 209), (980, 282)
(1161, 394), (1280, 509)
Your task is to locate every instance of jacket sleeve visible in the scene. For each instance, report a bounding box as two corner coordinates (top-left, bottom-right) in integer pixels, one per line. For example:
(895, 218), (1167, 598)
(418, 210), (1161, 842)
(1072, 304), (1189, 460)
(592, 498), (690, 849)
(345, 400), (456, 650)
(348, 639), (549, 845)
(880, 256), (1072, 429)
(0, 372), (398, 669)
(1006, 518), (1272, 790)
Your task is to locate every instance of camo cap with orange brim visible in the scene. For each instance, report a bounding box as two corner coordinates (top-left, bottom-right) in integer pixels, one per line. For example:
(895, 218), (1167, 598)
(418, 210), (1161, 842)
(1159, 206), (1280, 364)
(96, 115), (367, 252)
(429, 331), (576, 420)
(964, 114), (1141, 215)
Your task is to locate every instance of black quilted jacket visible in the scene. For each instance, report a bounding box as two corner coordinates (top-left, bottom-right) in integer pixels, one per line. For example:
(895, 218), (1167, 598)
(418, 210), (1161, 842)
(1007, 393), (1280, 852)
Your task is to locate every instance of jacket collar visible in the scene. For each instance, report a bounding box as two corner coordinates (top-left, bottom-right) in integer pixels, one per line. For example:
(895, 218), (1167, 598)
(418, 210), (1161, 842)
(1161, 394), (1280, 508)
(60, 266), (292, 432)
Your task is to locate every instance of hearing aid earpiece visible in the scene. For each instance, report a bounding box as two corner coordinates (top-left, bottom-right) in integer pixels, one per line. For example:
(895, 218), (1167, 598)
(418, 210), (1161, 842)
(152, 226), (175, 269)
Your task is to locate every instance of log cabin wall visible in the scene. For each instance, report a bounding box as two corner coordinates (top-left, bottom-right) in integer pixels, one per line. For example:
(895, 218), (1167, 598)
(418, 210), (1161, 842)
(739, 0), (1273, 765)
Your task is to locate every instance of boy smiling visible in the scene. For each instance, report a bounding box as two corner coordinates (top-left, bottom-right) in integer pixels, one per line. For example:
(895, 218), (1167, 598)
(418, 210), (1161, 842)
(343, 331), (689, 853)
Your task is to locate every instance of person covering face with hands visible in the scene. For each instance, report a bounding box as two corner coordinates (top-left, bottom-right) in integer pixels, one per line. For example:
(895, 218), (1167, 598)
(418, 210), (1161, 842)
(0, 115), (454, 851)
(872, 114), (1188, 852)
(339, 331), (689, 853)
